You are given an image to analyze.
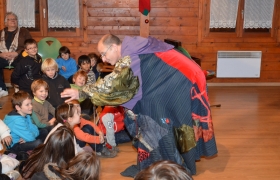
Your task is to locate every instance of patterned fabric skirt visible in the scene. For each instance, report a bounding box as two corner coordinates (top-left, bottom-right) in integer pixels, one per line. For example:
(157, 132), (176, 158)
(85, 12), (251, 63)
(123, 52), (217, 176)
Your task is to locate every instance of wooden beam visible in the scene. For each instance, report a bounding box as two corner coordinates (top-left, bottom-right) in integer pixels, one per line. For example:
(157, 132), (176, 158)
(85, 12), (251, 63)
(140, 13), (149, 37)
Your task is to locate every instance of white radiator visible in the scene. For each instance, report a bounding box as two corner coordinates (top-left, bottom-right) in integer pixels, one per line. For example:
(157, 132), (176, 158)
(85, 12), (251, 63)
(216, 51), (262, 78)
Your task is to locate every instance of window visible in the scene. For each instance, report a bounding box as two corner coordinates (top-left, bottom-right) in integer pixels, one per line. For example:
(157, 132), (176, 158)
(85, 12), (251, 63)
(5, 0), (82, 37)
(200, 0), (279, 40)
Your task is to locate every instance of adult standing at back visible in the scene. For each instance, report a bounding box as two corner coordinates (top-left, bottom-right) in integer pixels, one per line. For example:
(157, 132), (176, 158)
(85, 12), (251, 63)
(61, 34), (218, 176)
(0, 12), (31, 97)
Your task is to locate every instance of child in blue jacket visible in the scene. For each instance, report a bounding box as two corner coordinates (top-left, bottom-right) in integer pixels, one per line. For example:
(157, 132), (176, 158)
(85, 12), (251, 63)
(3, 91), (48, 153)
(56, 46), (77, 80)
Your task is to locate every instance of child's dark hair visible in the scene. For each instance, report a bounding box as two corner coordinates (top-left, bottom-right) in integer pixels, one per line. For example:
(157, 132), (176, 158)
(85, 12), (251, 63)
(11, 90), (32, 109)
(88, 53), (102, 63)
(55, 100), (80, 127)
(21, 126), (75, 179)
(24, 39), (37, 49)
(0, 174), (11, 180)
(63, 151), (100, 180)
(59, 46), (71, 57)
(134, 160), (193, 180)
(78, 55), (90, 66)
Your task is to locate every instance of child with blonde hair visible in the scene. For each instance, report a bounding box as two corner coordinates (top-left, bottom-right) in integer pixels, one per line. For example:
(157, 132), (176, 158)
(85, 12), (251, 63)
(41, 58), (70, 108)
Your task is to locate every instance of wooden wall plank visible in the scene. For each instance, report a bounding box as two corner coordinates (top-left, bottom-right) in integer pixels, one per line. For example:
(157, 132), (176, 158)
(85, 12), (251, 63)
(149, 17), (198, 26)
(87, 8), (139, 17)
(152, 0), (199, 8)
(87, 0), (138, 8)
(87, 17), (140, 26)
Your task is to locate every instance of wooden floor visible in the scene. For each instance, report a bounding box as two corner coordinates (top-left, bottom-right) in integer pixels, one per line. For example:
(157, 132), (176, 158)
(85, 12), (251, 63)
(1, 86), (280, 180)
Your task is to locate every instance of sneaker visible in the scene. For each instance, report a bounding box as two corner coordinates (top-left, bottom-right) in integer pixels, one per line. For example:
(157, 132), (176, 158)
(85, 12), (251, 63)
(96, 146), (117, 158)
(6, 170), (20, 180)
(0, 90), (8, 98)
(111, 146), (120, 153)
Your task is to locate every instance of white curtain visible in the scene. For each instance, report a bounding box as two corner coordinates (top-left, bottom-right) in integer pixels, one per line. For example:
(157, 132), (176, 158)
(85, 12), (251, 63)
(244, 0), (275, 29)
(210, 0), (239, 28)
(48, 0), (80, 28)
(6, 0), (35, 28)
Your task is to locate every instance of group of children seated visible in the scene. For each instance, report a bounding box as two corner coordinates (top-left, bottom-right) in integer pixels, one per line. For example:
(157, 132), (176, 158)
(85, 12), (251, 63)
(0, 38), (131, 179)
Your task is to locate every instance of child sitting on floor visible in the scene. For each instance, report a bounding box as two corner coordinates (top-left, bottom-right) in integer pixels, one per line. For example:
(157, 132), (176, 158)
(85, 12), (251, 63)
(78, 55), (96, 85)
(31, 151), (100, 180)
(71, 71), (94, 115)
(134, 160), (193, 180)
(11, 39), (42, 96)
(88, 52), (101, 80)
(30, 79), (55, 132)
(0, 120), (20, 180)
(3, 91), (48, 154)
(70, 71), (88, 102)
(42, 58), (71, 108)
(70, 100), (117, 158)
(44, 100), (84, 155)
(56, 46), (77, 80)
(21, 126), (76, 179)
(99, 106), (131, 153)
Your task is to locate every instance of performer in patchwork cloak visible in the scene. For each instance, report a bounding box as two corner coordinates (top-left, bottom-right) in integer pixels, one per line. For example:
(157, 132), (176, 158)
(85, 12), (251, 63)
(61, 34), (218, 177)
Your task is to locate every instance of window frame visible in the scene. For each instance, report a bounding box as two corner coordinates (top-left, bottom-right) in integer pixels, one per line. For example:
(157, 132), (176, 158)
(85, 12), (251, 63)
(4, 0), (83, 37)
(199, 0), (279, 42)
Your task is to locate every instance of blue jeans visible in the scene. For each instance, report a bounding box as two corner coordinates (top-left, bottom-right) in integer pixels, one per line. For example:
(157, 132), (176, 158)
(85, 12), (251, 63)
(9, 128), (48, 153)
(76, 124), (103, 152)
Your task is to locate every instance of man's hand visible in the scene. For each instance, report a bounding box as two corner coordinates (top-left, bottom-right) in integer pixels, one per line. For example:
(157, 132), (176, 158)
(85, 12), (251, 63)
(61, 88), (79, 103)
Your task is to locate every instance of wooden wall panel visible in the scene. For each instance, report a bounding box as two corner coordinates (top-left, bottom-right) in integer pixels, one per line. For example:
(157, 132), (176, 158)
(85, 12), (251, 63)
(87, 8), (139, 17)
(149, 17), (197, 26)
(87, 17), (140, 26)
(152, 0), (198, 8)
(86, 0), (138, 8)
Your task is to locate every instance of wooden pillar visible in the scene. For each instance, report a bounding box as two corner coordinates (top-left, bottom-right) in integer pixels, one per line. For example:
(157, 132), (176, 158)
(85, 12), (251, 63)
(82, 0), (88, 43)
(0, 0), (6, 30)
(140, 13), (149, 38)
